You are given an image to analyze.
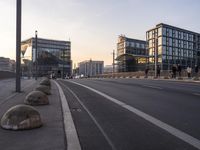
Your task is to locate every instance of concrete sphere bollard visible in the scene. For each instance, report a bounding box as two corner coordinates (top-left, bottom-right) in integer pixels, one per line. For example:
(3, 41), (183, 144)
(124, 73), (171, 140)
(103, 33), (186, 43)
(136, 75), (140, 78)
(35, 85), (51, 95)
(193, 77), (199, 81)
(40, 78), (51, 87)
(1, 104), (42, 130)
(24, 91), (49, 106)
(164, 76), (169, 79)
(178, 77), (183, 80)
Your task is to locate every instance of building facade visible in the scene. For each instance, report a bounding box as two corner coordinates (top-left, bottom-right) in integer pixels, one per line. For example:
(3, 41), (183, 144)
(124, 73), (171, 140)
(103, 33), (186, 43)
(0, 57), (15, 72)
(21, 37), (71, 77)
(146, 23), (200, 70)
(78, 60), (104, 77)
(116, 35), (148, 72)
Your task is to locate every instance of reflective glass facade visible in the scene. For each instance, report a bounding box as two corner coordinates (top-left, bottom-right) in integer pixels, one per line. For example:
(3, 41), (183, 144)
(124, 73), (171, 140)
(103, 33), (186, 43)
(21, 37), (71, 77)
(147, 23), (200, 70)
(117, 35), (148, 72)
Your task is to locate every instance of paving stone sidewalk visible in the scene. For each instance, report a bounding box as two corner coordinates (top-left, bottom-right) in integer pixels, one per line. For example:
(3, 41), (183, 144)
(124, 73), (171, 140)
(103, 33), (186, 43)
(0, 79), (66, 150)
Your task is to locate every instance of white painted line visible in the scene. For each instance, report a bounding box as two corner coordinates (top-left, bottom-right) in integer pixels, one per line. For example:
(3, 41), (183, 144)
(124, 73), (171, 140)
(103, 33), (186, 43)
(60, 81), (117, 150)
(53, 80), (81, 150)
(69, 80), (200, 150)
(193, 93), (200, 96)
(143, 85), (163, 90)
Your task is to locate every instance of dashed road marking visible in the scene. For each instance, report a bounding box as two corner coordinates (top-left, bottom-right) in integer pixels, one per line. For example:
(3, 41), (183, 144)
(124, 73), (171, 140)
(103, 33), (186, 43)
(193, 93), (200, 96)
(143, 85), (163, 90)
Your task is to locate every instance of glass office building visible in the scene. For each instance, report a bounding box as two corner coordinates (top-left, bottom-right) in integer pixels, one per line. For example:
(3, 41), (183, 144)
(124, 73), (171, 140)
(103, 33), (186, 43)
(78, 60), (104, 77)
(116, 35), (148, 72)
(21, 37), (71, 77)
(146, 23), (200, 70)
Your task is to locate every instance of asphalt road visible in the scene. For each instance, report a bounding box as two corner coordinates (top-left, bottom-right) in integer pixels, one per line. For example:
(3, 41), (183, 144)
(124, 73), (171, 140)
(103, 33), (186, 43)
(58, 78), (200, 150)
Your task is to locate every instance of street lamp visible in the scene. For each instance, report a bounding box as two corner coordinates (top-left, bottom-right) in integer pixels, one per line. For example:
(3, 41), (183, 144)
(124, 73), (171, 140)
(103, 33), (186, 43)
(63, 49), (65, 79)
(112, 50), (115, 73)
(16, 0), (22, 92)
(35, 30), (38, 80)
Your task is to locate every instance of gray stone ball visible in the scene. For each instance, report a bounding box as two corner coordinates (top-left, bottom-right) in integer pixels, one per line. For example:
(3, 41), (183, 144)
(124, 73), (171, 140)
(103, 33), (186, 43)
(35, 85), (51, 95)
(1, 104), (42, 130)
(24, 91), (49, 106)
(40, 78), (51, 87)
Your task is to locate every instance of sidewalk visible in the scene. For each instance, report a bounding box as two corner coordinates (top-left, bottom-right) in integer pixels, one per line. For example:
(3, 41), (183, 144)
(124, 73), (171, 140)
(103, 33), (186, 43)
(142, 76), (200, 83)
(0, 78), (66, 150)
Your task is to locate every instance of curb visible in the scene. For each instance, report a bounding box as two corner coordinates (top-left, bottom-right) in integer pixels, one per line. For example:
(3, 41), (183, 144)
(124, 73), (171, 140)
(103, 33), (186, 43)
(53, 80), (81, 150)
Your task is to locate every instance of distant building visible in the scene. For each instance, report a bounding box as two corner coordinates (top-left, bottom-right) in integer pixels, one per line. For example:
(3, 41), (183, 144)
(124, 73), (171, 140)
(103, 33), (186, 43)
(0, 57), (15, 72)
(146, 23), (200, 70)
(116, 35), (148, 72)
(21, 37), (71, 77)
(78, 60), (104, 77)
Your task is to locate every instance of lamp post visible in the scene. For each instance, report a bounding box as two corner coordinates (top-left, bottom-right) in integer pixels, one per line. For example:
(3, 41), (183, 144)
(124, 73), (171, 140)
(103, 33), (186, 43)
(112, 50), (115, 73)
(63, 49), (65, 79)
(16, 0), (22, 92)
(35, 30), (38, 80)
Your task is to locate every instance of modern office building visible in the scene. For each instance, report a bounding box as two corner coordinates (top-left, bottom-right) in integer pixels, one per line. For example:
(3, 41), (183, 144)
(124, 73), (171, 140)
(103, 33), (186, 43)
(146, 23), (200, 70)
(116, 35), (148, 72)
(21, 37), (71, 77)
(78, 60), (104, 77)
(0, 57), (15, 72)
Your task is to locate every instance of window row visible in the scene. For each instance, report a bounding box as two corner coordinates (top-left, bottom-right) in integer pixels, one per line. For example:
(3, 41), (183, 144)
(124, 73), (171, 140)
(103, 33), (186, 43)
(149, 47), (194, 58)
(157, 37), (194, 49)
(126, 41), (146, 49)
(148, 28), (194, 42)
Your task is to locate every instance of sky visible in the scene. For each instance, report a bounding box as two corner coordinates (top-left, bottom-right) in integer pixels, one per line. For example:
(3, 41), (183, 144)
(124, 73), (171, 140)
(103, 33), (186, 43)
(0, 0), (200, 66)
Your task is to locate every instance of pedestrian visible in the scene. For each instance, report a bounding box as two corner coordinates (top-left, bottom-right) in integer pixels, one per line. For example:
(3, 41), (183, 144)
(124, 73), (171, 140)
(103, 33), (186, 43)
(186, 66), (192, 79)
(177, 64), (182, 77)
(172, 64), (177, 79)
(195, 65), (199, 77)
(145, 67), (149, 78)
(157, 65), (161, 78)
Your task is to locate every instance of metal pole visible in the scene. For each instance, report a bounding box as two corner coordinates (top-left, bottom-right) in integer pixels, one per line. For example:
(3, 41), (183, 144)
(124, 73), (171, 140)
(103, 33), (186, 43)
(155, 39), (158, 78)
(35, 30), (38, 80)
(63, 49), (64, 79)
(112, 50), (115, 73)
(16, 0), (21, 92)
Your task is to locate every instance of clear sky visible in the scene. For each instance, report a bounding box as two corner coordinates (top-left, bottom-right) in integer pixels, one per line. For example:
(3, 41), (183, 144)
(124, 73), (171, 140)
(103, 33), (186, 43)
(0, 0), (200, 66)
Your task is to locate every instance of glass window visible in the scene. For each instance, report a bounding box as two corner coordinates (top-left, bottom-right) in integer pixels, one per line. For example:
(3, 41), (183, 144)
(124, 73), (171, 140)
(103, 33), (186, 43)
(149, 48), (154, 56)
(181, 32), (184, 39)
(181, 41), (183, 48)
(175, 31), (178, 38)
(169, 47), (172, 55)
(163, 28), (166, 36)
(158, 37), (162, 45)
(158, 46), (162, 55)
(149, 31), (152, 39)
(136, 43), (140, 48)
(169, 38), (172, 46)
(162, 37), (166, 45)
(169, 29), (172, 37)
(162, 46), (166, 54)
(149, 40), (152, 47)
(158, 27), (162, 36)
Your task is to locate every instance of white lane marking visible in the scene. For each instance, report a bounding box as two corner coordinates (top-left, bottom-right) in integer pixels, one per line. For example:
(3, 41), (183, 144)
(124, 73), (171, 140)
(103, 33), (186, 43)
(143, 85), (163, 90)
(193, 93), (200, 96)
(54, 80), (81, 150)
(69, 80), (200, 150)
(60, 81), (117, 150)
